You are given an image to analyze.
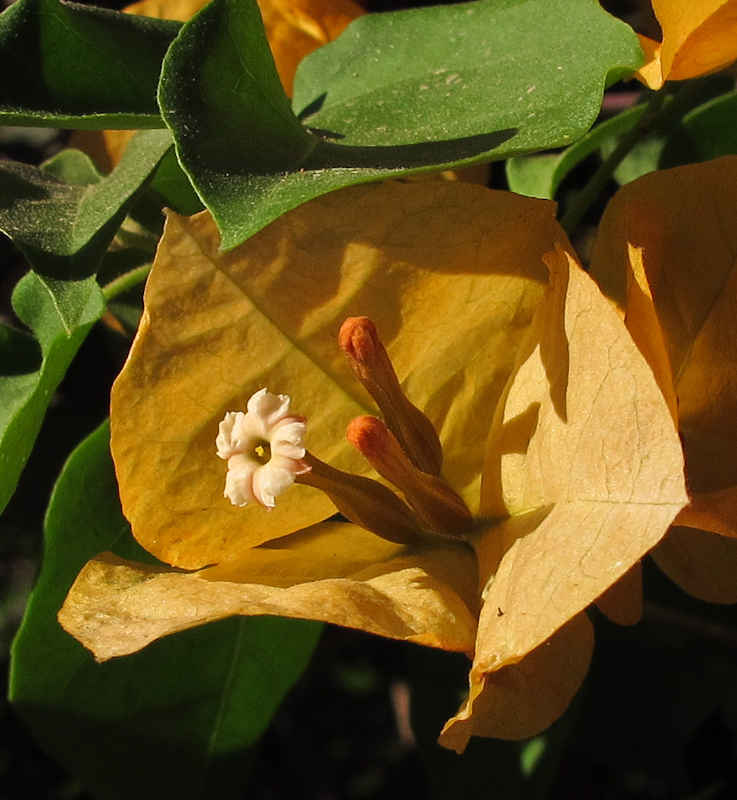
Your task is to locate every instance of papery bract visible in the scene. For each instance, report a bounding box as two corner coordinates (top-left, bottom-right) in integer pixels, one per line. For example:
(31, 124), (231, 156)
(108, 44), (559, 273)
(636, 0), (737, 89)
(104, 181), (557, 570)
(440, 243), (687, 750)
(591, 156), (737, 602)
(59, 181), (687, 749)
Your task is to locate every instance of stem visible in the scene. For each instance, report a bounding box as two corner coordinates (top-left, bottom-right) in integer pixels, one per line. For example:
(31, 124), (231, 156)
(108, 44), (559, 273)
(560, 81), (703, 236)
(560, 91), (664, 235)
(102, 263), (151, 302)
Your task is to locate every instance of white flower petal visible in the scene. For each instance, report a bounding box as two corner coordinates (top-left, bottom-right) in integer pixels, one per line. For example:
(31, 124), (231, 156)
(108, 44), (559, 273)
(247, 388), (292, 431)
(253, 462), (296, 508)
(273, 419), (307, 445)
(217, 389), (309, 509)
(223, 454), (258, 506)
(272, 441), (307, 461)
(216, 411), (245, 460)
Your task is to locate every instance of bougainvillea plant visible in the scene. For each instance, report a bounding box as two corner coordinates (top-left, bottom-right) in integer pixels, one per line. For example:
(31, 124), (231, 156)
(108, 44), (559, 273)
(2, 0), (737, 797)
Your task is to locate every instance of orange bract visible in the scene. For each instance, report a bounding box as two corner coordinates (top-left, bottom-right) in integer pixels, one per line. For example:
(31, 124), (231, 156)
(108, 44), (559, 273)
(636, 0), (737, 89)
(591, 156), (737, 602)
(59, 180), (686, 749)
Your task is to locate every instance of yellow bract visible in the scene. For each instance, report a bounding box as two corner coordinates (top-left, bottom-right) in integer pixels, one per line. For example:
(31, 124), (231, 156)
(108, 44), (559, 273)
(636, 0), (737, 88)
(109, 181), (555, 570)
(60, 180), (688, 748)
(441, 244), (687, 750)
(591, 156), (737, 602)
(61, 523), (480, 660)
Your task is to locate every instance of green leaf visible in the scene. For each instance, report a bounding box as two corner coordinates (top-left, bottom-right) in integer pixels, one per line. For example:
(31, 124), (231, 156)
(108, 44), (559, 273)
(294, 0), (640, 149)
(161, 0), (643, 249)
(505, 153), (562, 201)
(10, 421), (322, 800)
(661, 91), (737, 167)
(0, 131), (172, 508)
(0, 129), (172, 312)
(606, 135), (666, 186)
(0, 272), (104, 516)
(506, 104), (647, 199)
(148, 148), (206, 217)
(594, 81), (737, 188)
(0, 0), (178, 128)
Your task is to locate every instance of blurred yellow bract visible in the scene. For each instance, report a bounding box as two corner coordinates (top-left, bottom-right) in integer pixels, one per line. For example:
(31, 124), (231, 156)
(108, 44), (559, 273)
(636, 0), (737, 89)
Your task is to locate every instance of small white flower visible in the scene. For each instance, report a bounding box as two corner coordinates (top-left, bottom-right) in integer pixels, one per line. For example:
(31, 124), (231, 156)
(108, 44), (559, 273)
(216, 388), (310, 508)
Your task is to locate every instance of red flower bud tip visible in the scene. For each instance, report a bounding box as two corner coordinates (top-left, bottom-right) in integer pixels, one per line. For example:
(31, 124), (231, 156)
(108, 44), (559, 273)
(346, 415), (389, 461)
(339, 316), (444, 476)
(339, 317), (380, 365)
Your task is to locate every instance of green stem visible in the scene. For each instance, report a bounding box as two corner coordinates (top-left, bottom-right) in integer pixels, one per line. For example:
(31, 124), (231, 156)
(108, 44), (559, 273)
(560, 81), (703, 236)
(102, 263), (151, 302)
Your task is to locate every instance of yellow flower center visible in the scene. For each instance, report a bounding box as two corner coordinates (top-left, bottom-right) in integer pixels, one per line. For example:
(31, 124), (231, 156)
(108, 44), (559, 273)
(253, 441), (271, 464)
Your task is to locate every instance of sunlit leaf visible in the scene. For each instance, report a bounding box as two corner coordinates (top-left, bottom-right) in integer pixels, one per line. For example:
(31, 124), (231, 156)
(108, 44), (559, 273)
(161, 0), (642, 249)
(294, 0), (639, 149)
(10, 421), (322, 800)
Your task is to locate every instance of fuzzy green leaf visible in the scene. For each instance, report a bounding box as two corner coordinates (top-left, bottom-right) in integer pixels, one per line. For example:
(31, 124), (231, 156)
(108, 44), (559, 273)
(161, 0), (643, 249)
(0, 273), (104, 516)
(0, 0), (178, 128)
(0, 129), (172, 326)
